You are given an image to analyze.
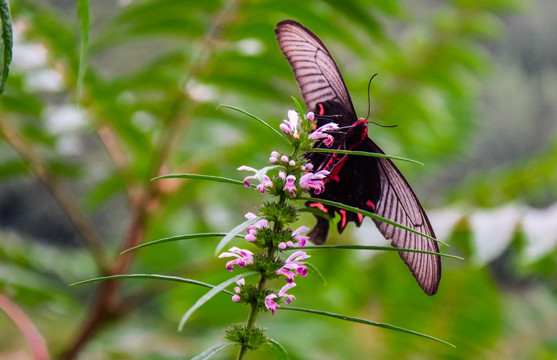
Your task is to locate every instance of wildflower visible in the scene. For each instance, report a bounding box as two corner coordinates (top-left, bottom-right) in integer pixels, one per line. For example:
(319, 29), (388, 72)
(218, 247), (254, 271)
(301, 163), (313, 171)
(309, 123), (339, 148)
(278, 225), (309, 249)
(306, 111), (315, 121)
(280, 155), (289, 163)
(265, 294), (280, 315)
(238, 166), (273, 193)
(292, 226), (310, 247)
(279, 110), (300, 139)
(269, 151), (280, 163)
(279, 282), (296, 304)
(283, 175), (297, 196)
(244, 212), (269, 242)
(299, 170), (329, 195)
(232, 278), (245, 302)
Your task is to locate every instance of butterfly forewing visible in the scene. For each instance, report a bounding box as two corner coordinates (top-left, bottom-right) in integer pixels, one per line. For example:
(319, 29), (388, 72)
(275, 20), (356, 121)
(275, 20), (441, 295)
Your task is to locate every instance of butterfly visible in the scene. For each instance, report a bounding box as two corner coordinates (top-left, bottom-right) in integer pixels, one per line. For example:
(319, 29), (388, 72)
(275, 20), (441, 295)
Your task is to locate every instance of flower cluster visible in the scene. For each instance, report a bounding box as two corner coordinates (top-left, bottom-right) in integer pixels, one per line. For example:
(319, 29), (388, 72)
(220, 109), (335, 316)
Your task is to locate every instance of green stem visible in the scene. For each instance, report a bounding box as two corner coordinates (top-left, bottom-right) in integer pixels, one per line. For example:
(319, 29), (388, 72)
(237, 193), (288, 359)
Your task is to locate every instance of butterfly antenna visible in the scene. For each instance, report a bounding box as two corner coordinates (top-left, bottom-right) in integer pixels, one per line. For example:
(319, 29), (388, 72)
(364, 73), (398, 129)
(365, 73), (379, 121)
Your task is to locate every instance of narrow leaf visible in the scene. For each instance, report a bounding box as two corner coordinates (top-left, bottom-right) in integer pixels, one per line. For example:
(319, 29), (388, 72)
(76, 0), (89, 101)
(215, 216), (264, 255)
(298, 206), (334, 221)
(178, 271), (258, 331)
(291, 96), (306, 119)
(304, 262), (326, 286)
(308, 148), (424, 166)
(70, 274), (233, 295)
(121, 233), (244, 254)
(297, 197), (448, 246)
(217, 104), (289, 143)
(297, 245), (463, 260)
(152, 173), (244, 186)
(0, 0), (13, 94)
(191, 343), (235, 360)
(267, 338), (289, 360)
(280, 307), (454, 347)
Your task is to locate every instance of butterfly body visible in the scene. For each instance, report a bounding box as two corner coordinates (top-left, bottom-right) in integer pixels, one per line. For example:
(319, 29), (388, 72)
(275, 20), (441, 295)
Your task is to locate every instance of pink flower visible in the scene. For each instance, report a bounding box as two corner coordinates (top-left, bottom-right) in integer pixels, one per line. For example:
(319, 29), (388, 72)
(279, 282), (296, 304)
(244, 212), (268, 242)
(292, 226), (310, 247)
(265, 294), (280, 315)
(232, 278), (244, 302)
(309, 123), (339, 147)
(283, 174), (297, 196)
(306, 112), (315, 121)
(218, 247), (254, 271)
(278, 226), (309, 249)
(237, 166), (273, 193)
(282, 250), (310, 277)
(299, 170), (329, 195)
(279, 110), (300, 139)
(269, 151), (280, 163)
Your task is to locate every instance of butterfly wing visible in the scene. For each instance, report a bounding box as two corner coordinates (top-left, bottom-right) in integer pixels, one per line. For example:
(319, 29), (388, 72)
(275, 20), (357, 124)
(275, 20), (441, 295)
(364, 139), (441, 295)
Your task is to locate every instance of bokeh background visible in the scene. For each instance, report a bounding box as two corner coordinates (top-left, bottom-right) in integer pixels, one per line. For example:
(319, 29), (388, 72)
(1, 0), (557, 359)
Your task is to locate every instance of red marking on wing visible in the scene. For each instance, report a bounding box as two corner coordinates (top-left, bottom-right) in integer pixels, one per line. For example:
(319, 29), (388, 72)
(366, 200), (376, 211)
(309, 202), (328, 213)
(318, 103), (325, 116)
(357, 211), (364, 223)
(339, 209), (347, 228)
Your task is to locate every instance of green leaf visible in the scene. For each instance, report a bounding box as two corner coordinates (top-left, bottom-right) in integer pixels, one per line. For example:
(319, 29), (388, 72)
(191, 343), (235, 360)
(215, 216), (264, 255)
(0, 0), (13, 94)
(217, 104), (289, 143)
(297, 245), (463, 260)
(308, 148), (424, 166)
(178, 271), (258, 331)
(152, 173), (244, 186)
(297, 197), (448, 246)
(70, 274), (233, 295)
(280, 306), (454, 347)
(76, 0), (89, 102)
(121, 233), (244, 254)
(304, 262), (326, 286)
(267, 338), (289, 360)
(291, 96), (306, 118)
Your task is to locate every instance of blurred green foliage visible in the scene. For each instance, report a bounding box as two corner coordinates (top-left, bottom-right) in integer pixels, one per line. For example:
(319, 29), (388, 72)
(1, 0), (557, 359)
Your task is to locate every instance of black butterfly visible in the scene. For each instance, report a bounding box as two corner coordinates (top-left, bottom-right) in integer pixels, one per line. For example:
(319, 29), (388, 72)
(275, 20), (441, 295)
